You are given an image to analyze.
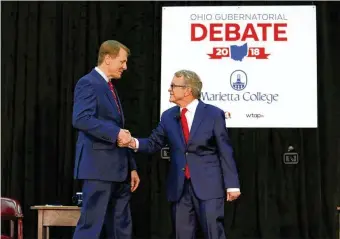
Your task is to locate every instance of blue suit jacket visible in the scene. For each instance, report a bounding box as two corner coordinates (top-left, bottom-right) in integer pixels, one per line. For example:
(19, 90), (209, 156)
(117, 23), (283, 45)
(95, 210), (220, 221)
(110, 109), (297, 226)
(137, 100), (239, 201)
(72, 69), (137, 182)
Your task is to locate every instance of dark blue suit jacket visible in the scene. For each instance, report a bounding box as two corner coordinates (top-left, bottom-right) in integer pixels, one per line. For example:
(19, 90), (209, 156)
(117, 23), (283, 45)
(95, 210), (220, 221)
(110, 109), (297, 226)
(137, 100), (239, 201)
(72, 69), (136, 182)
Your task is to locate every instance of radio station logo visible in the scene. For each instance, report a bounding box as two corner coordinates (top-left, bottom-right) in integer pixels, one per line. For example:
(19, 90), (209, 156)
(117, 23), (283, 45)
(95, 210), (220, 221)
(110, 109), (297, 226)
(230, 70), (247, 91)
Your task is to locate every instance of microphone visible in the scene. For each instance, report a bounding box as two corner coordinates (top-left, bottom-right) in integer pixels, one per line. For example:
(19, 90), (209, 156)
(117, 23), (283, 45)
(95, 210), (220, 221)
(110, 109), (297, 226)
(174, 113), (181, 121)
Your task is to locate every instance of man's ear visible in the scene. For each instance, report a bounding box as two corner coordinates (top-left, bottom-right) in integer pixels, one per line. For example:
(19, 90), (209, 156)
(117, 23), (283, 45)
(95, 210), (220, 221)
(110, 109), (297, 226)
(185, 87), (193, 97)
(104, 55), (111, 65)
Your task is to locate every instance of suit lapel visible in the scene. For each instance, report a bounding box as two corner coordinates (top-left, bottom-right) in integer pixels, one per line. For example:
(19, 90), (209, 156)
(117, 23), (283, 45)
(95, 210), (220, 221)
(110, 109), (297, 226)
(113, 87), (125, 127)
(173, 107), (186, 147)
(105, 88), (118, 111)
(188, 101), (206, 145)
(90, 69), (117, 110)
(90, 69), (123, 125)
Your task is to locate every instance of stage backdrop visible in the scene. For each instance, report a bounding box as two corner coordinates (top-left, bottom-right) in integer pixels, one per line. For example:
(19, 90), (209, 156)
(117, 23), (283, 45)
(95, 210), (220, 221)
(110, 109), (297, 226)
(161, 6), (317, 128)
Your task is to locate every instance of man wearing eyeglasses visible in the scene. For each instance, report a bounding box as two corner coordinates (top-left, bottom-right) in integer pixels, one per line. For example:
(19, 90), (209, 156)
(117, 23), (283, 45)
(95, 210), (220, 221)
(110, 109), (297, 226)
(118, 69), (240, 239)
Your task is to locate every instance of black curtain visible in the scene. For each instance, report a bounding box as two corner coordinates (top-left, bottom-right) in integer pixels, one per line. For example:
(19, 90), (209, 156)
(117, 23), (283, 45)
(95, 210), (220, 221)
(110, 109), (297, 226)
(2, 1), (340, 239)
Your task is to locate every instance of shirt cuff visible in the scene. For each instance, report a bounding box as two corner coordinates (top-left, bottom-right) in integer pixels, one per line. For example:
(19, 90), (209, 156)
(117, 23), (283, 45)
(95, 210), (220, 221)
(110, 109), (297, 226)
(129, 138), (139, 152)
(226, 188), (240, 192)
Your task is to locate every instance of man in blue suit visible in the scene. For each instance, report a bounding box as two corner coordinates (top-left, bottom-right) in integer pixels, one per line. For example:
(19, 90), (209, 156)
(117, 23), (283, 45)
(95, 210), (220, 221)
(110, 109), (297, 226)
(72, 40), (140, 239)
(119, 69), (241, 239)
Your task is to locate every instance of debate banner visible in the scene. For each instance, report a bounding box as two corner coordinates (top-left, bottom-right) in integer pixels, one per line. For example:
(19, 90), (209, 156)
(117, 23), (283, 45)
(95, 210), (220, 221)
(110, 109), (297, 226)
(160, 6), (317, 128)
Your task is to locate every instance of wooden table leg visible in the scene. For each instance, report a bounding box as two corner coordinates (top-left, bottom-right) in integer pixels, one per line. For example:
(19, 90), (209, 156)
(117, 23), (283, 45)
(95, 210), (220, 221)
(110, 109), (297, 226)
(38, 210), (43, 239)
(46, 226), (50, 239)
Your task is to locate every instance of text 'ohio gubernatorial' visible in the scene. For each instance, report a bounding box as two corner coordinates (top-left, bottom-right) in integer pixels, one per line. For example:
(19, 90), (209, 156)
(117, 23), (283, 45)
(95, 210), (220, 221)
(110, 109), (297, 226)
(190, 13), (288, 42)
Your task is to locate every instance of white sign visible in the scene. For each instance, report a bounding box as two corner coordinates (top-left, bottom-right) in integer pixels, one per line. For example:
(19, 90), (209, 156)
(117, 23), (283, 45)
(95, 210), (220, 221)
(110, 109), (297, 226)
(160, 6), (317, 128)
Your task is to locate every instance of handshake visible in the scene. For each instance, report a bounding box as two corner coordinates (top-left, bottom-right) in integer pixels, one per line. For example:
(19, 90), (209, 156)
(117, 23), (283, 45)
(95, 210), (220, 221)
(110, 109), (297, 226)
(117, 129), (136, 149)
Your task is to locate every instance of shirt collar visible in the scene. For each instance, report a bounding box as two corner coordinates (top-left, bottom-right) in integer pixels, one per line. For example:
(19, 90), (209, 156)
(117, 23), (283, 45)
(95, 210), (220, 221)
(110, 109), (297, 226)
(95, 67), (109, 83)
(181, 99), (199, 113)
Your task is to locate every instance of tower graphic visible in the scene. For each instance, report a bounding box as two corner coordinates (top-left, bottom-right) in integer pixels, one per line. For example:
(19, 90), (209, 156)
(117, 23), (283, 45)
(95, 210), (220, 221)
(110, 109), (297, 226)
(230, 70), (247, 91)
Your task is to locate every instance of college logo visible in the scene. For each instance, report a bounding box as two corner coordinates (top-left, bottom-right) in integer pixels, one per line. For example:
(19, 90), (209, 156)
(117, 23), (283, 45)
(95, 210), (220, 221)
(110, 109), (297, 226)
(230, 70), (247, 91)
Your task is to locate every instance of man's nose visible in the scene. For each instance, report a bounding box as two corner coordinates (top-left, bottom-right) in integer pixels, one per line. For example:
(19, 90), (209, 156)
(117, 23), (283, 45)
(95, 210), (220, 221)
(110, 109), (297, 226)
(123, 63), (127, 70)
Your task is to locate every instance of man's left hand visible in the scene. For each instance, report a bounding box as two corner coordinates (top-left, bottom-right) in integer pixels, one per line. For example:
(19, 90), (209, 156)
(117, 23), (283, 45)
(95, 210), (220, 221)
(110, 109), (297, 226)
(226, 191), (241, 201)
(130, 170), (140, 192)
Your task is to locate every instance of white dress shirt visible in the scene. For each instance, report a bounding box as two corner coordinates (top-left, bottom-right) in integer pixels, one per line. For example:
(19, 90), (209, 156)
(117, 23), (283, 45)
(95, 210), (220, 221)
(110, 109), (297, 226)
(180, 99), (199, 132)
(95, 67), (109, 82)
(134, 99), (239, 192)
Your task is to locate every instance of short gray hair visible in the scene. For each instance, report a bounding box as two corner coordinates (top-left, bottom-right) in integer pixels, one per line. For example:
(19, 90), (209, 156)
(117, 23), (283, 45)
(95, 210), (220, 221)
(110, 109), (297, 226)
(174, 70), (202, 99)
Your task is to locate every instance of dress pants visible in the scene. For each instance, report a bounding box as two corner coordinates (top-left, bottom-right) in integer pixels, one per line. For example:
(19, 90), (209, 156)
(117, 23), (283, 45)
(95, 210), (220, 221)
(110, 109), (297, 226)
(171, 179), (226, 239)
(73, 179), (132, 239)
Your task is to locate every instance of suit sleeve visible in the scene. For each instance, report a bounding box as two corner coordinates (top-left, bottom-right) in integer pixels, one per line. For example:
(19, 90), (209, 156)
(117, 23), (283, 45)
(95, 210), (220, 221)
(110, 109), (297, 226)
(137, 116), (167, 154)
(213, 110), (240, 189)
(128, 149), (137, 171)
(72, 78), (121, 143)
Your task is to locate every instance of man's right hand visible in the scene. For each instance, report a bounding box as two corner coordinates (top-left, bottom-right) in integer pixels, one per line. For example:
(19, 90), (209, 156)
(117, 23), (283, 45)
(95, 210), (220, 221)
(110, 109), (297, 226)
(117, 133), (136, 149)
(117, 129), (132, 145)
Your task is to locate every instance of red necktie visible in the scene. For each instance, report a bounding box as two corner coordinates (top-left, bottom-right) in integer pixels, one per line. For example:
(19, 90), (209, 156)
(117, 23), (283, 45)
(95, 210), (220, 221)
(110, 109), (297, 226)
(180, 108), (190, 179)
(108, 81), (121, 114)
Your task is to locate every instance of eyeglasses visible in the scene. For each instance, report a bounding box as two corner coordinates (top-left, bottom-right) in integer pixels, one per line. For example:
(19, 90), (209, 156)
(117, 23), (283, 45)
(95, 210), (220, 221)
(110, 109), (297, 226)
(170, 84), (187, 90)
